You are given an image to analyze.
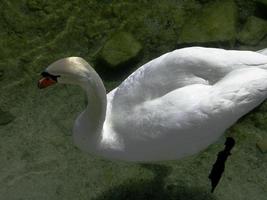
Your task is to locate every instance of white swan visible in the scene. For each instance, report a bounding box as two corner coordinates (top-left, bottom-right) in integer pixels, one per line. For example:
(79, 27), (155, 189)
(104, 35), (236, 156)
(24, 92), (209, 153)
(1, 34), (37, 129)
(38, 47), (267, 162)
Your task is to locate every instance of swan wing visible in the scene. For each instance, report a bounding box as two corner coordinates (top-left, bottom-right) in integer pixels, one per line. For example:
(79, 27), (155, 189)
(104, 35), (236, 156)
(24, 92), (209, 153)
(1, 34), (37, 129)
(107, 67), (267, 161)
(111, 47), (267, 110)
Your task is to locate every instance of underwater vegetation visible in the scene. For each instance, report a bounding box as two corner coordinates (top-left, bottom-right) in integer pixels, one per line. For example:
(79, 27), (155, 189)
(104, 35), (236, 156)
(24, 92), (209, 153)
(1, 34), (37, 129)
(0, 0), (267, 199)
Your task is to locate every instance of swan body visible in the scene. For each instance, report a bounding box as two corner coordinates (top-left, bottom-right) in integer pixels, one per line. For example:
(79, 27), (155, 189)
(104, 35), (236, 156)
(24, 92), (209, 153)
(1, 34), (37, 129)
(39, 47), (267, 162)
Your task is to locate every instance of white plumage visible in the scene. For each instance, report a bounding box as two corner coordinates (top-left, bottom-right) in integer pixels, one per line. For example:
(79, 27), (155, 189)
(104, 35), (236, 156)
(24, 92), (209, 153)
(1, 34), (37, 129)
(41, 47), (267, 162)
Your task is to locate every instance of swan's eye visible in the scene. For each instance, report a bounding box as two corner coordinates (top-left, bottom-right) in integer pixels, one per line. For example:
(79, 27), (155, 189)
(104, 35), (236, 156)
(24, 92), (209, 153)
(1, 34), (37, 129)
(41, 71), (60, 82)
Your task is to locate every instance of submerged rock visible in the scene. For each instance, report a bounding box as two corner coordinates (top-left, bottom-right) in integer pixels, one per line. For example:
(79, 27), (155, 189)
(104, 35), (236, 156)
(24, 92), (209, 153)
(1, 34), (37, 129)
(178, 0), (238, 46)
(257, 138), (267, 153)
(26, 0), (44, 11)
(238, 16), (267, 45)
(0, 109), (15, 125)
(98, 32), (142, 69)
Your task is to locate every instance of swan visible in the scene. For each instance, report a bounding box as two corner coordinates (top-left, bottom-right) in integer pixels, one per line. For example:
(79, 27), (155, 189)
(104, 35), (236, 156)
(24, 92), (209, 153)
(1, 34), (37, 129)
(38, 46), (267, 162)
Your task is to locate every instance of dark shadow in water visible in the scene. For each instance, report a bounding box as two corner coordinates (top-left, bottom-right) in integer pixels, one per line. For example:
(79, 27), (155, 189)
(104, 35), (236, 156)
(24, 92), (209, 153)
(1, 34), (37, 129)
(176, 41), (233, 50)
(92, 48), (144, 82)
(255, 2), (267, 20)
(94, 61), (139, 82)
(94, 164), (216, 200)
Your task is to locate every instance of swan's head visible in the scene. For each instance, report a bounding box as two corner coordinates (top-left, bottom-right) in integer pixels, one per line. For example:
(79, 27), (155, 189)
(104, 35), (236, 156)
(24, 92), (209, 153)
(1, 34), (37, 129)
(38, 57), (92, 89)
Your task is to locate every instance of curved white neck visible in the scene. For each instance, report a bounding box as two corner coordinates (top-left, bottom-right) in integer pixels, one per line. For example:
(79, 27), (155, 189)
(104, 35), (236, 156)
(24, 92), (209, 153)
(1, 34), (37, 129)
(82, 75), (107, 134)
(73, 69), (107, 150)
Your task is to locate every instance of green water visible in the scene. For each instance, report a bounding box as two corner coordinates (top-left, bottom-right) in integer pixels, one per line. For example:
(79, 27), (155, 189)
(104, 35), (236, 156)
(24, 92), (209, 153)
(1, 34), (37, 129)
(0, 0), (267, 199)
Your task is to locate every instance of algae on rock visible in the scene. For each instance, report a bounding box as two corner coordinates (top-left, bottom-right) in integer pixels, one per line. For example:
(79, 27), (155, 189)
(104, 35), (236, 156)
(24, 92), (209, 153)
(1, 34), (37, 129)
(178, 0), (238, 46)
(98, 32), (142, 69)
(238, 16), (267, 45)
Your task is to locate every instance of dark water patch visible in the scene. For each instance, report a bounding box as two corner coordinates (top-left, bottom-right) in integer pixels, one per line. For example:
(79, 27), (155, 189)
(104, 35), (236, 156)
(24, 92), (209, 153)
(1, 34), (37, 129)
(94, 59), (140, 82)
(176, 41), (236, 50)
(93, 164), (215, 200)
(255, 2), (267, 20)
(0, 69), (4, 80)
(0, 108), (15, 126)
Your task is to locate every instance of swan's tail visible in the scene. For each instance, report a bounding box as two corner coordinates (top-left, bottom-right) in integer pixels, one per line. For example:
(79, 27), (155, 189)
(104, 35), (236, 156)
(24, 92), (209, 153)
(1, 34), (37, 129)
(257, 48), (267, 56)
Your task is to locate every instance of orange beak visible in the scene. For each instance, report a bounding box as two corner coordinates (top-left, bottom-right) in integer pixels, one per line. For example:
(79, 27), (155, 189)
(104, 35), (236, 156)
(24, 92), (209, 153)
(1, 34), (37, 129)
(38, 77), (57, 89)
